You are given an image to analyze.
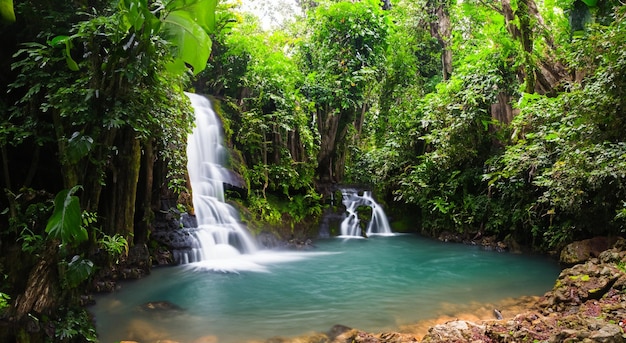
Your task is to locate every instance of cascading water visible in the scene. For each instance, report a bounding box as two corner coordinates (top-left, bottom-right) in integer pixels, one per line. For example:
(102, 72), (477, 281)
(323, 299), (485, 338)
(184, 93), (258, 266)
(339, 188), (394, 237)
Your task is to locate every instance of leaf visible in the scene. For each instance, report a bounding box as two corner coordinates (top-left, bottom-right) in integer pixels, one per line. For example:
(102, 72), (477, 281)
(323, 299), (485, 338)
(166, 0), (218, 32)
(162, 9), (212, 75)
(45, 186), (87, 245)
(67, 132), (94, 163)
(0, 0), (15, 24)
(48, 35), (79, 71)
(580, 0), (598, 7)
(64, 255), (94, 288)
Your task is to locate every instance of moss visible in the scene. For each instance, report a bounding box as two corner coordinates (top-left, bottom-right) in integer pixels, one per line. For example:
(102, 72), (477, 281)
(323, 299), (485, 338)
(568, 274), (590, 282)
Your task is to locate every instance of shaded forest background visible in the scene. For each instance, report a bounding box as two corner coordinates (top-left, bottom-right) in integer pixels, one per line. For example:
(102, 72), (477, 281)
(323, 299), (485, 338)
(0, 0), (625, 341)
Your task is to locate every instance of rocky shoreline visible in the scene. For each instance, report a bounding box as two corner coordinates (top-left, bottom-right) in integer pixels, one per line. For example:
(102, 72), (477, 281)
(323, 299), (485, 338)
(256, 238), (626, 343)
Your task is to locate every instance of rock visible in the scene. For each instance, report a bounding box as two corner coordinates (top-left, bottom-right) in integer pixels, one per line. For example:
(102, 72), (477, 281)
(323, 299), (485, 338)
(327, 324), (353, 339)
(139, 300), (184, 313)
(559, 237), (617, 265)
(151, 228), (197, 250)
(421, 320), (489, 343)
(589, 323), (624, 342)
(257, 231), (285, 249)
(503, 234), (523, 254)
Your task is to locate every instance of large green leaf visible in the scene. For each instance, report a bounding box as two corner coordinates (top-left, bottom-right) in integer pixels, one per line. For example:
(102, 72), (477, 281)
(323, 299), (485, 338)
(163, 9), (212, 75)
(0, 0), (15, 24)
(166, 0), (218, 32)
(45, 186), (87, 245)
(62, 255), (94, 288)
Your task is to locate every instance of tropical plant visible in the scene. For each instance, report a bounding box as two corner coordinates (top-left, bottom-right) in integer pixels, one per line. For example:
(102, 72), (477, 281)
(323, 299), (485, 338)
(298, 0), (390, 183)
(482, 6), (626, 248)
(0, 0), (218, 339)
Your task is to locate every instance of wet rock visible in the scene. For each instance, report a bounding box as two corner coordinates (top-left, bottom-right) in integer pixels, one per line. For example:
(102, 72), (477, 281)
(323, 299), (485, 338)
(560, 237), (615, 265)
(264, 325), (418, 343)
(151, 227), (197, 250)
(257, 231), (285, 249)
(327, 324), (353, 339)
(139, 301), (184, 313)
(421, 320), (488, 343)
(394, 242), (626, 343)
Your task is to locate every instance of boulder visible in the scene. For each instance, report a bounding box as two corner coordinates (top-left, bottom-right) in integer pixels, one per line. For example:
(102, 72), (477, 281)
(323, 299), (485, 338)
(559, 237), (620, 265)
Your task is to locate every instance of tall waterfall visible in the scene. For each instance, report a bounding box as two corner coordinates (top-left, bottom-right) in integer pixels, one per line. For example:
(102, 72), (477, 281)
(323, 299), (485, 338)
(339, 189), (394, 238)
(184, 93), (258, 265)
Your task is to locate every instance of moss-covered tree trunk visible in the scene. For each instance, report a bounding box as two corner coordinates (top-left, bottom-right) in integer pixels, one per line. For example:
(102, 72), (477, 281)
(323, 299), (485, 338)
(428, 0), (452, 80)
(502, 0), (570, 94)
(134, 139), (155, 244)
(103, 127), (141, 240)
(316, 107), (342, 183)
(316, 106), (359, 184)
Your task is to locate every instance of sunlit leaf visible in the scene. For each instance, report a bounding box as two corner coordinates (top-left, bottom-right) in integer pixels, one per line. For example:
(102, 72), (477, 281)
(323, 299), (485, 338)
(0, 0), (15, 24)
(163, 9), (212, 75)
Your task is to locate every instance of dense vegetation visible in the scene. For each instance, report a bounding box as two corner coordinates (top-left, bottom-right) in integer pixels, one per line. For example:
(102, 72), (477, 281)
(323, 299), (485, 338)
(0, 0), (624, 341)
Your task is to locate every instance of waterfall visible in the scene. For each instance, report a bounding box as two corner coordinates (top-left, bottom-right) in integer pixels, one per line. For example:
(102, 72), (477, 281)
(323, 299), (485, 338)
(183, 93), (258, 265)
(339, 189), (394, 238)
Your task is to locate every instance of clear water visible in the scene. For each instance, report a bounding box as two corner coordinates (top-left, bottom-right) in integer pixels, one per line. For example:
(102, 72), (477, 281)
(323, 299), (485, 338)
(90, 235), (560, 342)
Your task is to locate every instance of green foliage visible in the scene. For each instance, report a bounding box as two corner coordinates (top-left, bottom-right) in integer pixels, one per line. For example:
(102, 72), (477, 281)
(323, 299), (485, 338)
(45, 186), (86, 246)
(53, 308), (97, 342)
(98, 233), (129, 263)
(0, 292), (9, 313)
(368, 49), (513, 234)
(18, 228), (44, 254)
(161, 0), (215, 75)
(197, 6), (320, 207)
(58, 255), (94, 290)
(299, 0), (390, 110)
(246, 193), (283, 226)
(245, 189), (324, 229)
(483, 8), (626, 248)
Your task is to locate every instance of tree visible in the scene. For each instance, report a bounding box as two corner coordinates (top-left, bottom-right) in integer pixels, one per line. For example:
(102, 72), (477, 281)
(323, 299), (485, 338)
(298, 0), (389, 184)
(0, 0), (218, 339)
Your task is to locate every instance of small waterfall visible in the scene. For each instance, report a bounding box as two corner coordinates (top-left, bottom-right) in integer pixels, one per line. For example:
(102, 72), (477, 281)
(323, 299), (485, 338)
(183, 93), (258, 264)
(339, 189), (394, 238)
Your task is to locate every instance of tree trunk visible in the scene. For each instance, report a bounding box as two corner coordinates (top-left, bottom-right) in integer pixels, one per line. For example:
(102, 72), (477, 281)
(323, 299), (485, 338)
(490, 92), (517, 124)
(51, 111), (78, 188)
(13, 241), (59, 321)
(103, 127), (141, 240)
(428, 0), (452, 80)
(135, 139), (155, 244)
(501, 0), (570, 94)
(316, 107), (341, 183)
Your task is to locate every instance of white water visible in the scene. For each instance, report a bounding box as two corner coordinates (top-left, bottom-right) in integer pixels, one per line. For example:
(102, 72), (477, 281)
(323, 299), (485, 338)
(184, 93), (263, 271)
(339, 189), (394, 238)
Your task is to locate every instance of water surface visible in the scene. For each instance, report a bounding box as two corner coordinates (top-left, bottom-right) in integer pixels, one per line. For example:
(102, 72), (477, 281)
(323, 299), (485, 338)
(90, 235), (560, 342)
